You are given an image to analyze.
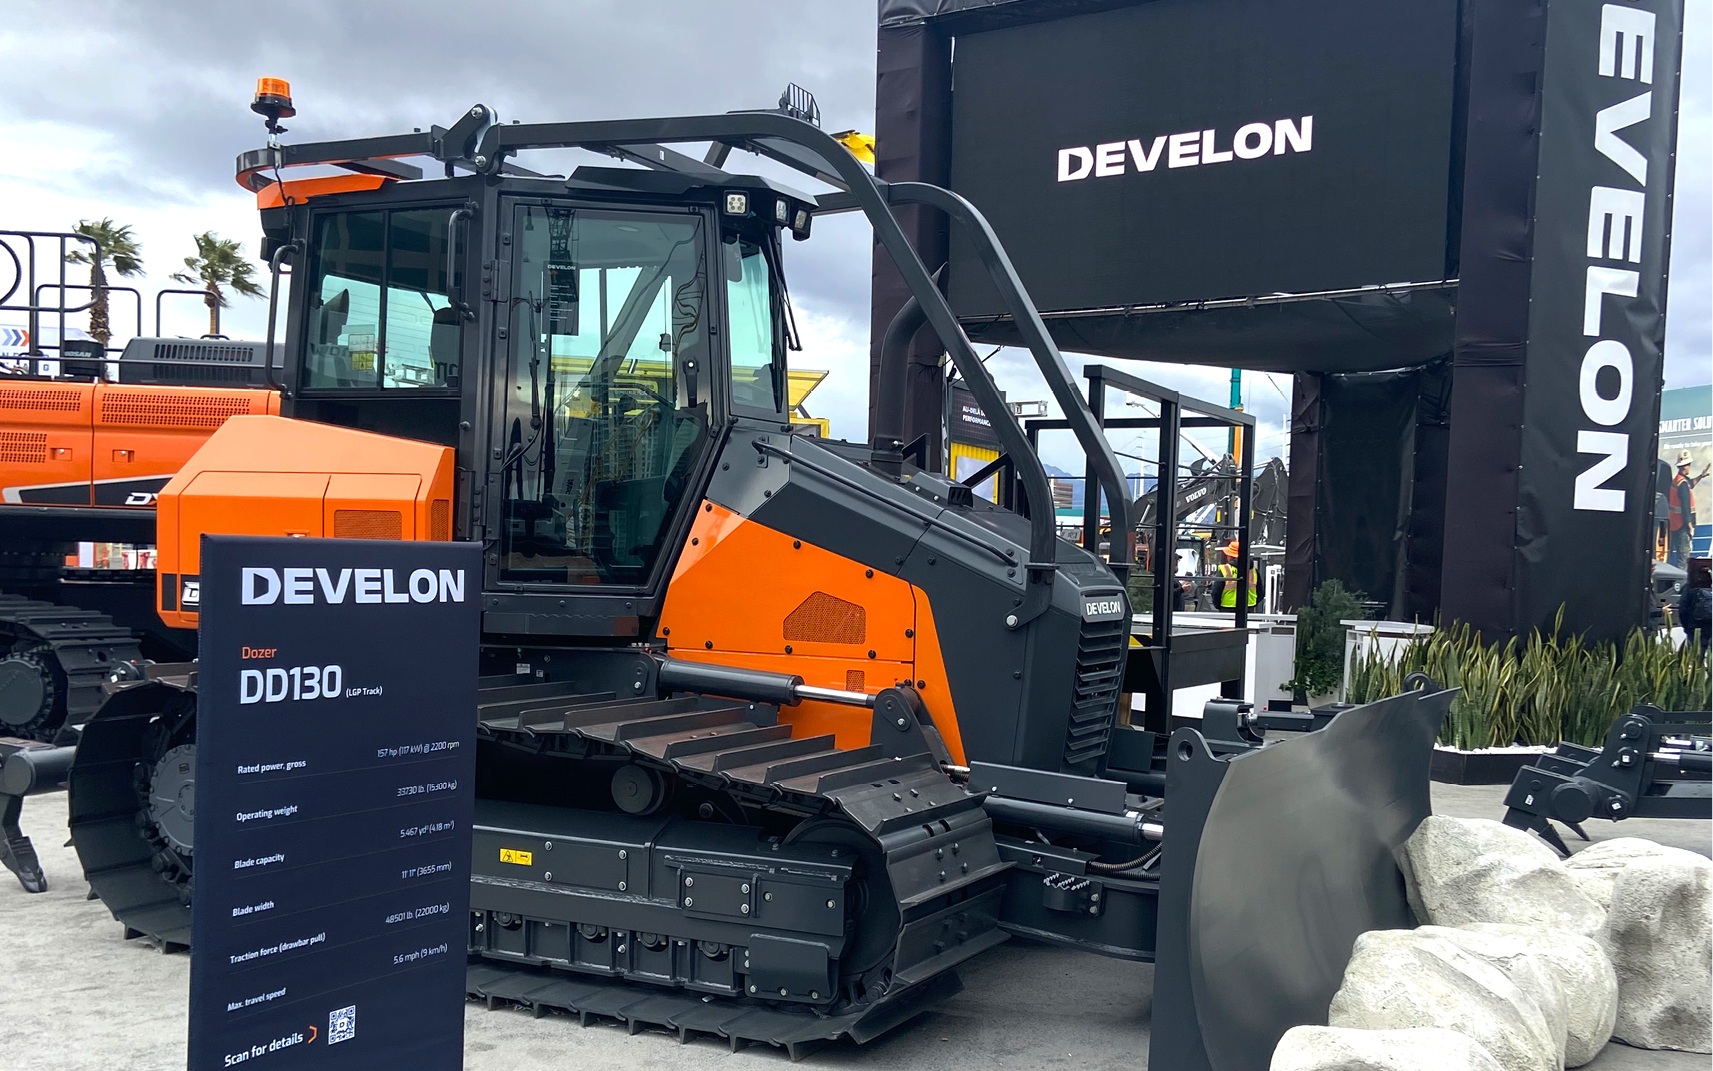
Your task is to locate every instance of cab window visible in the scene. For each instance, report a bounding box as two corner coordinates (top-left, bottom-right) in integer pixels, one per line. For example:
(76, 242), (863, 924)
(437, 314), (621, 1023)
(496, 205), (711, 587)
(724, 235), (784, 413)
(303, 209), (460, 389)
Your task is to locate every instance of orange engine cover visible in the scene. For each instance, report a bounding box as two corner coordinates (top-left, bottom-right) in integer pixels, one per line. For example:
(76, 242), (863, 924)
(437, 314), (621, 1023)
(658, 501), (967, 764)
(155, 415), (454, 628)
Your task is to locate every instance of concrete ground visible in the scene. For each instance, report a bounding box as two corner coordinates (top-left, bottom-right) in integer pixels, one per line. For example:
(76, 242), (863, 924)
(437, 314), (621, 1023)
(1, 785), (1707, 1070)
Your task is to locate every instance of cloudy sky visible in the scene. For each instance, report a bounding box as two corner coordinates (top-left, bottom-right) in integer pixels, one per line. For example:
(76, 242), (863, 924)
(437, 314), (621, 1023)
(1, 0), (1705, 473)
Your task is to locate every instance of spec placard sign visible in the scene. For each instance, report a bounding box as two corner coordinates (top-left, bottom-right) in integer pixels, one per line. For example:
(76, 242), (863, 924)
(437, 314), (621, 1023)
(189, 534), (480, 1071)
(947, 0), (1461, 314)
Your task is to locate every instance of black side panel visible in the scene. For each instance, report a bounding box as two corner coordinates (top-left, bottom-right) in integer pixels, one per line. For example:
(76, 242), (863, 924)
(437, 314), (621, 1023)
(287, 397), (462, 448)
(711, 425), (1123, 773)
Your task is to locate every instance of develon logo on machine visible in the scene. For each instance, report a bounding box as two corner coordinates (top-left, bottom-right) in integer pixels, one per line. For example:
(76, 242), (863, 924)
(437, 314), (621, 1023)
(1082, 596), (1126, 622)
(241, 567), (466, 605)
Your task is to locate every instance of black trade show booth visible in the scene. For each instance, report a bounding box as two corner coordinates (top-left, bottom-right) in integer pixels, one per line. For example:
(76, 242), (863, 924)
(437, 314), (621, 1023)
(868, 0), (1684, 643)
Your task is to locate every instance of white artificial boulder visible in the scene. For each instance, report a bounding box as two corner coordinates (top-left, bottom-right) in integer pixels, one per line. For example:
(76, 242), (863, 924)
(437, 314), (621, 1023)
(1328, 929), (1559, 1071)
(1399, 816), (1604, 936)
(1461, 923), (1618, 1068)
(1603, 855), (1713, 1053)
(1416, 926), (1568, 1068)
(1562, 837), (1709, 911)
(1271, 1025), (1504, 1071)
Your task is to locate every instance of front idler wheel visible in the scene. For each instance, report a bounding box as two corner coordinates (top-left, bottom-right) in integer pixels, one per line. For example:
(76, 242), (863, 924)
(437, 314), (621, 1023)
(0, 647), (62, 740)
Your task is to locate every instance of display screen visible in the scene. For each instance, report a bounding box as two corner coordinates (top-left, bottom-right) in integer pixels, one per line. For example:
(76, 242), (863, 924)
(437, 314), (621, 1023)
(947, 0), (1461, 315)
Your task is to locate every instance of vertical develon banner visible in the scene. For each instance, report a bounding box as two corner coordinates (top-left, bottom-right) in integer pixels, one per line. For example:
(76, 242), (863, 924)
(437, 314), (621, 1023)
(1519, 0), (1683, 639)
(188, 535), (480, 1071)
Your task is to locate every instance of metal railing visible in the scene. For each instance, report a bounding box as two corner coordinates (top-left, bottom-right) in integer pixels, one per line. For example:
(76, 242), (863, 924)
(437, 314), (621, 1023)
(1, 230), (101, 358)
(1, 230), (275, 383)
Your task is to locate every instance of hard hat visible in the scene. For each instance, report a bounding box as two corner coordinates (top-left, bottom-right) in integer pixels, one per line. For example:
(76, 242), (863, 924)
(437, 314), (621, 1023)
(1221, 539), (1241, 557)
(1678, 450), (1694, 467)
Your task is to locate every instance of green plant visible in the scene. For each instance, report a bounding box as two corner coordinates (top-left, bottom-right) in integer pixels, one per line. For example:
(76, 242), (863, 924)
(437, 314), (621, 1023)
(64, 219), (144, 347)
(1286, 579), (1367, 701)
(170, 232), (262, 337)
(1346, 613), (1711, 749)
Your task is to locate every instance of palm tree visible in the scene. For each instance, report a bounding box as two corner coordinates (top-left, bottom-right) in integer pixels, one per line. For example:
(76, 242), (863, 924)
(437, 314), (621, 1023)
(171, 232), (263, 337)
(64, 219), (144, 347)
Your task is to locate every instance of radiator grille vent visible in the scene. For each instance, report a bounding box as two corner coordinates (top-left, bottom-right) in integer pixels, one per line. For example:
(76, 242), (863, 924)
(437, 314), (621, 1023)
(97, 391), (255, 429)
(146, 363), (256, 384)
(0, 387), (83, 412)
(430, 499), (451, 541)
(149, 342), (256, 364)
(783, 591), (866, 645)
(844, 670), (865, 692)
(144, 342), (260, 384)
(0, 431), (49, 463)
(1064, 601), (1127, 768)
(333, 509), (403, 540)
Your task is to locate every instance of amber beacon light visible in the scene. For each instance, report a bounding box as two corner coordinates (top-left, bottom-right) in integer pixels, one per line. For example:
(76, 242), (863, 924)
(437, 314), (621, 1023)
(251, 77), (296, 137)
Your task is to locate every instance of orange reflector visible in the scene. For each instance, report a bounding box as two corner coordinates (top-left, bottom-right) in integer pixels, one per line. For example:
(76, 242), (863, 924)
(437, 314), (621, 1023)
(255, 77), (292, 101)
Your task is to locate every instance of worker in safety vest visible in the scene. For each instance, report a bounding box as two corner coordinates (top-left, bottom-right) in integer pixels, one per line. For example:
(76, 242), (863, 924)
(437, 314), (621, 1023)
(1215, 538), (1257, 611)
(1668, 450), (1708, 567)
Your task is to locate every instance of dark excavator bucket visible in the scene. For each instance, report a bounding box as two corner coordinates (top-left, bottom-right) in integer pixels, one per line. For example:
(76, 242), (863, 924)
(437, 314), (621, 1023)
(1151, 688), (1455, 1071)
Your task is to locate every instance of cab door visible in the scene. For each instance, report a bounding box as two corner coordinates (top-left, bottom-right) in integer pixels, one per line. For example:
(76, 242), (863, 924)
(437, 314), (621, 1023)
(481, 199), (721, 630)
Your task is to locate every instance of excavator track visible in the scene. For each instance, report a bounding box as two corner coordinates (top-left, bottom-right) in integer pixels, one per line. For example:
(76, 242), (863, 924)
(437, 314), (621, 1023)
(468, 679), (1010, 1057)
(0, 593), (144, 741)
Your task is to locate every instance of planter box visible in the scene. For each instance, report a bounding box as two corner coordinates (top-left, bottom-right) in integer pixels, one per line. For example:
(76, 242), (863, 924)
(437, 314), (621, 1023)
(1430, 745), (1551, 786)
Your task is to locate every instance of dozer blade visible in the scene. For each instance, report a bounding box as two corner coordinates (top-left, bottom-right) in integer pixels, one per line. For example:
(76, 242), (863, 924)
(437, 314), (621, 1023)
(1150, 688), (1454, 1071)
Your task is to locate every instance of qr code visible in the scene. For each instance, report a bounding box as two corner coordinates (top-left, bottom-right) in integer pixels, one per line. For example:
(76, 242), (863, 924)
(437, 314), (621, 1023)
(328, 1005), (356, 1046)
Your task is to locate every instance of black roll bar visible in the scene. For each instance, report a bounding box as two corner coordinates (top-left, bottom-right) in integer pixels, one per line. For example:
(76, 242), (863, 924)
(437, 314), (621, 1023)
(885, 181), (1134, 579)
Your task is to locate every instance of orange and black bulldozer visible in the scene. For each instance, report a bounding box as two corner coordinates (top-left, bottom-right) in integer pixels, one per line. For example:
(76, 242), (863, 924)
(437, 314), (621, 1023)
(1, 93), (1452, 1071)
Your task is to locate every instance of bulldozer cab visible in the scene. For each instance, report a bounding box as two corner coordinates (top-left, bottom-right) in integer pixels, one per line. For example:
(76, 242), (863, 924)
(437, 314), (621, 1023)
(259, 134), (808, 618)
(243, 97), (1139, 640)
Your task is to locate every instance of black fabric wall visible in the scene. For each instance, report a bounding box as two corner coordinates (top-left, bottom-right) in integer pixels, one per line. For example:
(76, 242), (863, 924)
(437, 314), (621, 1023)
(868, 23), (953, 468)
(1285, 362), (1450, 620)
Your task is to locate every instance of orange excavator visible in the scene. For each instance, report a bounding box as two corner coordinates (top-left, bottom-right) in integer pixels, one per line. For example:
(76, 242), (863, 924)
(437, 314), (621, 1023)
(0, 328), (280, 738)
(1, 83), (1451, 1070)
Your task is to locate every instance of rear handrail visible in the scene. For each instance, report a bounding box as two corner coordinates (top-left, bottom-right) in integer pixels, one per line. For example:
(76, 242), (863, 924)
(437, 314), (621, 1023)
(31, 283), (143, 341)
(155, 288), (217, 336)
(0, 230), (100, 358)
(886, 181), (1134, 578)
